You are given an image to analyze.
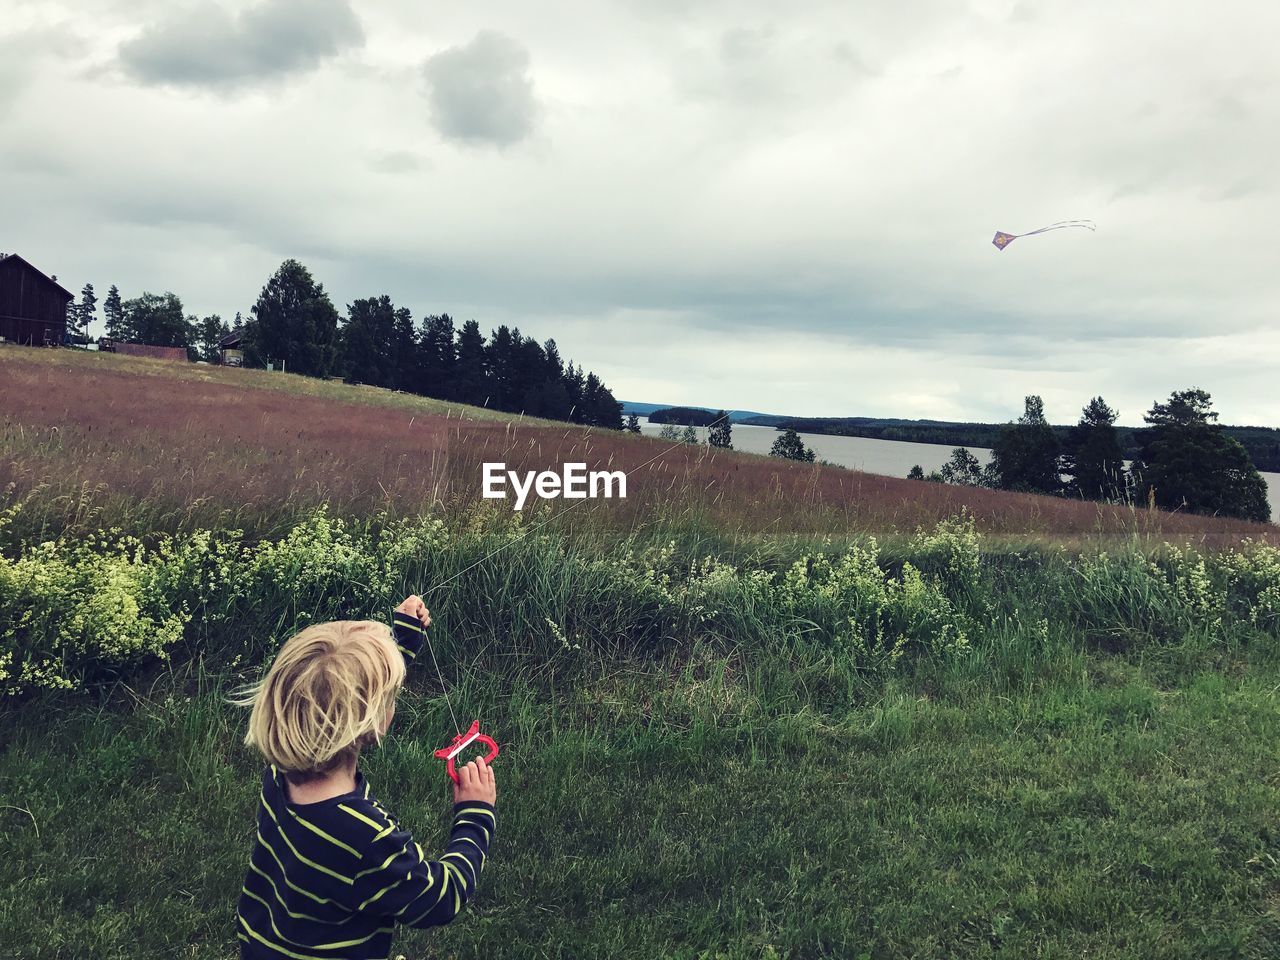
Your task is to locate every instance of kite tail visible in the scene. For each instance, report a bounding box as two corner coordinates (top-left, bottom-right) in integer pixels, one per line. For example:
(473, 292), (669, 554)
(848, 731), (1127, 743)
(1020, 220), (1096, 237)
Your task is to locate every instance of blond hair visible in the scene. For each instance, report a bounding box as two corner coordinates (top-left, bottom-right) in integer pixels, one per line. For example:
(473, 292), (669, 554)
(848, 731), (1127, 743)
(231, 620), (406, 785)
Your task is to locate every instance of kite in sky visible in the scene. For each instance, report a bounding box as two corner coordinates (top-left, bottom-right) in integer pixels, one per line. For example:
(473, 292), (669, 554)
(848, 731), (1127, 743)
(992, 220), (1095, 250)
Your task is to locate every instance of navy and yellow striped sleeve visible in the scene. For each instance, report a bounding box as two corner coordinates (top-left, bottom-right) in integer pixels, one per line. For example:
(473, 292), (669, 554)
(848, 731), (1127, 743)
(391, 611), (427, 664)
(343, 802), (496, 929)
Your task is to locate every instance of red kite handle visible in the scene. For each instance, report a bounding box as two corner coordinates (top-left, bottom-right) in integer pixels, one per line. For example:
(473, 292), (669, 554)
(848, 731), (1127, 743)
(433, 719), (500, 785)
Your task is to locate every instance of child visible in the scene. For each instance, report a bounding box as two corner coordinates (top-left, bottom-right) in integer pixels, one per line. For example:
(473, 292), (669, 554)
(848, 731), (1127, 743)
(232, 595), (497, 959)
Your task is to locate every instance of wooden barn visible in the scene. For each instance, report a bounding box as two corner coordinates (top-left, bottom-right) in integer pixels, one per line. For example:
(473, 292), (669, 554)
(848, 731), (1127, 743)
(0, 254), (74, 346)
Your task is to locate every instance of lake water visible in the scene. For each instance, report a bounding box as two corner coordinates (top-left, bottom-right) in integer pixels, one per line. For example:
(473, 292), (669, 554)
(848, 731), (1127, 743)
(639, 419), (1280, 524)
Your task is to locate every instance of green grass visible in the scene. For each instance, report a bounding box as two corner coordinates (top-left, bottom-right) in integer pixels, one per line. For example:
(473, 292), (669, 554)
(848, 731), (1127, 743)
(4, 348), (1280, 957)
(4, 638), (1280, 959)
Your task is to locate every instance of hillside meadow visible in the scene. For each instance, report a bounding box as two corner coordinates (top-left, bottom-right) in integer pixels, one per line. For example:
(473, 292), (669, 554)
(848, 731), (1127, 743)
(3, 345), (1280, 959)
(3, 344), (1275, 549)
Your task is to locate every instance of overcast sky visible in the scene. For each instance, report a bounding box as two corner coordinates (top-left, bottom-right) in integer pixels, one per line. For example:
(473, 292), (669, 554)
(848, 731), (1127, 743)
(4, 0), (1277, 426)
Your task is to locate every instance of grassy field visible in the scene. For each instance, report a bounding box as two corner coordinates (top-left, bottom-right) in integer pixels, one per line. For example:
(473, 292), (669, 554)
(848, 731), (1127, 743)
(3, 346), (1280, 959)
(4, 344), (1275, 547)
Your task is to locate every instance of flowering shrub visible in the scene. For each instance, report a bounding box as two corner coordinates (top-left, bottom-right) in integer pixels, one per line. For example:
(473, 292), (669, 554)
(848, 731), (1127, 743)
(0, 533), (187, 695)
(911, 509), (982, 585)
(778, 541), (971, 665)
(1218, 539), (1280, 632)
(238, 504), (389, 622)
(1, 507), (1277, 697)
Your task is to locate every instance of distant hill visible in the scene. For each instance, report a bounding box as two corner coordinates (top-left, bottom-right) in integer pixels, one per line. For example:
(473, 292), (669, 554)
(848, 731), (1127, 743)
(620, 401), (779, 424)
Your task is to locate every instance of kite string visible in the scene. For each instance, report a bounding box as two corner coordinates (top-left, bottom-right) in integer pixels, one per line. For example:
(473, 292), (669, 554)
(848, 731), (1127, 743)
(416, 412), (742, 721)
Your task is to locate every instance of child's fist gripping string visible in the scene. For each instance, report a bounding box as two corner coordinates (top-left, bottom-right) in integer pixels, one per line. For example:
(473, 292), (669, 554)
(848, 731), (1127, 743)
(395, 594), (431, 629)
(453, 756), (498, 806)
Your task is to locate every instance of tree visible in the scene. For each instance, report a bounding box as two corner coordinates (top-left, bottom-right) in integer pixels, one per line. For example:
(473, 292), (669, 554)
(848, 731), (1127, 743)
(419, 314), (456, 399)
(770, 428), (815, 462)
(454, 320), (488, 406)
(194, 314), (226, 363)
(680, 425), (698, 444)
(580, 371), (623, 429)
(102, 285), (124, 340)
(708, 410), (732, 449)
(484, 325), (518, 410)
(1061, 396), (1126, 502)
(121, 292), (191, 347)
(1130, 388), (1270, 522)
(939, 447), (986, 486)
(562, 362), (587, 422)
(988, 395), (1061, 494)
(243, 260), (340, 377)
(657, 424), (682, 441)
(532, 338), (571, 420)
(625, 413), (641, 433)
(391, 305), (418, 392)
(66, 293), (78, 340)
(74, 283), (97, 338)
(907, 464), (926, 480)
(340, 296), (399, 387)
(511, 334), (548, 415)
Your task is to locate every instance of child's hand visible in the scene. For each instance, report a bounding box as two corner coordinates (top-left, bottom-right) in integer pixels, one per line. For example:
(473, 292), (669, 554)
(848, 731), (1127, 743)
(395, 595), (431, 629)
(453, 757), (497, 806)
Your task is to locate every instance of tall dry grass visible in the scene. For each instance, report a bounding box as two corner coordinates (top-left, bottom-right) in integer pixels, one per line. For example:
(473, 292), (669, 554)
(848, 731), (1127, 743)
(2, 344), (1274, 549)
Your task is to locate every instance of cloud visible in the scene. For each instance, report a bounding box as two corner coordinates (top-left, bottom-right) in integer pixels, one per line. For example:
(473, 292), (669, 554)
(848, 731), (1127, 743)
(421, 30), (538, 147)
(5, 0), (1280, 428)
(369, 150), (430, 174)
(0, 26), (88, 116)
(118, 0), (363, 90)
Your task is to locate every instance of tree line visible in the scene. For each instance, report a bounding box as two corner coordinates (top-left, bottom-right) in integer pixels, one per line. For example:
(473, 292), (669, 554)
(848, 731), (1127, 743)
(66, 260), (623, 429)
(774, 413), (1280, 474)
(907, 391), (1271, 523)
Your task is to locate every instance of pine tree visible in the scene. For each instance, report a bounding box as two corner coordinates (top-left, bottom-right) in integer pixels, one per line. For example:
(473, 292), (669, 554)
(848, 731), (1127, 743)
(483, 326), (516, 410)
(512, 335), (547, 415)
(625, 413), (641, 433)
(340, 296), (399, 387)
(564, 363), (587, 422)
(66, 294), (79, 340)
(989, 396), (1061, 494)
(392, 306), (418, 392)
(1061, 397), (1126, 501)
(419, 314), (456, 399)
(535, 338), (571, 420)
(103, 285), (124, 340)
(454, 320), (488, 407)
(76, 283), (97, 338)
(1130, 388), (1269, 521)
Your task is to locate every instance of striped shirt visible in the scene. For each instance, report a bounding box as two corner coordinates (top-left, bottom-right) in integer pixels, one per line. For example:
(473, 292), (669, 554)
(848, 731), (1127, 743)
(237, 611), (496, 960)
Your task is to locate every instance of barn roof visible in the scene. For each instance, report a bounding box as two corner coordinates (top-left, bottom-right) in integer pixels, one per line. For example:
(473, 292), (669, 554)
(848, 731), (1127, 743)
(0, 254), (75, 301)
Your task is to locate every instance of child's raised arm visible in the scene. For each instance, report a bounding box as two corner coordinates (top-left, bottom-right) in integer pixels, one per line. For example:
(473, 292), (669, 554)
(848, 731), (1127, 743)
(391, 595), (431, 664)
(341, 784), (496, 929)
